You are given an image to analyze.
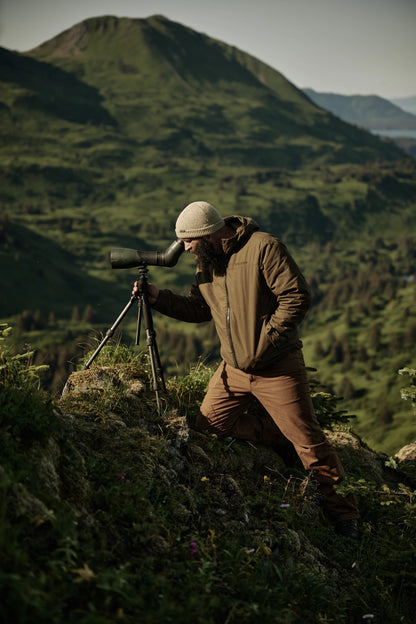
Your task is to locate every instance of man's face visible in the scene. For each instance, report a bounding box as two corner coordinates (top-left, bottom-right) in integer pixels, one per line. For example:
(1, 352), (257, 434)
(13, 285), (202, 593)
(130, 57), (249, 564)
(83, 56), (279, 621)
(183, 235), (227, 274)
(183, 236), (218, 257)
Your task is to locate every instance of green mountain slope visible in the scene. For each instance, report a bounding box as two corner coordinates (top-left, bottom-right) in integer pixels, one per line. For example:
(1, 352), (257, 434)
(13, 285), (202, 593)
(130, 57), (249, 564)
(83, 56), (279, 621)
(0, 219), (128, 317)
(0, 46), (115, 126)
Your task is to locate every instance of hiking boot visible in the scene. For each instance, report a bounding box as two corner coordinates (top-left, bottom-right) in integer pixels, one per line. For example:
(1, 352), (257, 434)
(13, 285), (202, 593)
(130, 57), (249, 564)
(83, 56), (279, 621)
(334, 518), (359, 540)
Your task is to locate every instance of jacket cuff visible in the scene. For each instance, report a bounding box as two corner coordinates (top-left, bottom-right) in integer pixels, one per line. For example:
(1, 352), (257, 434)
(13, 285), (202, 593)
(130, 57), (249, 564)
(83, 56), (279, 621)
(266, 324), (281, 347)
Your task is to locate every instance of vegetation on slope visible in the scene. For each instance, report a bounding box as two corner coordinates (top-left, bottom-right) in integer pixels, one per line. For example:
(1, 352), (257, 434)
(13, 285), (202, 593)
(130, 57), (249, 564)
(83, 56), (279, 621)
(1, 333), (416, 623)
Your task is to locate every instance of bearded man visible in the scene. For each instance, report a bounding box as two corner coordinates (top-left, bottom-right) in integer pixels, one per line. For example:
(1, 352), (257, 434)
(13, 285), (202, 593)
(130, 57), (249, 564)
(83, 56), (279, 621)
(133, 201), (359, 539)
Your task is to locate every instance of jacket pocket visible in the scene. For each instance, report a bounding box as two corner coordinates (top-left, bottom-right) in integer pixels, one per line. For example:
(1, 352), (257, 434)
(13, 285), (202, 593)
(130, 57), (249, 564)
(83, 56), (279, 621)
(254, 316), (275, 359)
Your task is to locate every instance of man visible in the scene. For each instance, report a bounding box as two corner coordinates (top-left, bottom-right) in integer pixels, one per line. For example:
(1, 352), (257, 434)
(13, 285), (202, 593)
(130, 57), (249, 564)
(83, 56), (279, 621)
(134, 201), (359, 539)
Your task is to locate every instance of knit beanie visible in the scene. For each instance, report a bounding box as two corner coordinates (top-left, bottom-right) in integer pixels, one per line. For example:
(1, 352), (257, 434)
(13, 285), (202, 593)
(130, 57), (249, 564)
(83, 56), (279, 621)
(175, 201), (225, 239)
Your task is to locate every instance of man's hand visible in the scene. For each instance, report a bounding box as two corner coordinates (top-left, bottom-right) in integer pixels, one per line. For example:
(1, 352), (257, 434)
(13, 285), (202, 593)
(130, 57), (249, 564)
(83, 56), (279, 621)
(132, 281), (160, 305)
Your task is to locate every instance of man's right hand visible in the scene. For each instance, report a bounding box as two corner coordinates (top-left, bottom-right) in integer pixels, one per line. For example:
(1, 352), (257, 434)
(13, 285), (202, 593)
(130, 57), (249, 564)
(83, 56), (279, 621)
(132, 281), (160, 305)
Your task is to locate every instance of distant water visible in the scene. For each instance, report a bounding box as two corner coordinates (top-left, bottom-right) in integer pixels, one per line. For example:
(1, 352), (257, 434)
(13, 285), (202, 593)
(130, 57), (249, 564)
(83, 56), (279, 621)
(372, 129), (416, 139)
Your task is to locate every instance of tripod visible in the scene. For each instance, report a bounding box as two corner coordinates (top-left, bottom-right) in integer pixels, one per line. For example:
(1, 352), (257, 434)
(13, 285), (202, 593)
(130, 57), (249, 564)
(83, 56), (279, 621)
(83, 266), (166, 415)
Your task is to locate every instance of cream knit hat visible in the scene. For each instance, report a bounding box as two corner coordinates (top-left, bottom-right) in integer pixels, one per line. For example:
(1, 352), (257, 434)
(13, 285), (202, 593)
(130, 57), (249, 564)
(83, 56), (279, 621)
(175, 201), (225, 239)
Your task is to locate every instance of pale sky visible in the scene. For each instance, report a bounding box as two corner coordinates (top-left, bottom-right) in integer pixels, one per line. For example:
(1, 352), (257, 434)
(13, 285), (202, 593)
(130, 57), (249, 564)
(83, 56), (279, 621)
(0, 0), (415, 99)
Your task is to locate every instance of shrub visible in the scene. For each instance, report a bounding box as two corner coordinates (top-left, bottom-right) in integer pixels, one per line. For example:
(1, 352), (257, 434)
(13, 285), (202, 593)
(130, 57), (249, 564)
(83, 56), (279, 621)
(0, 324), (57, 443)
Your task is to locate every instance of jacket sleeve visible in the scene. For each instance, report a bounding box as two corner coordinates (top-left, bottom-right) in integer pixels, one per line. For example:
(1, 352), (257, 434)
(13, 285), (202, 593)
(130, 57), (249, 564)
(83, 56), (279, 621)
(260, 240), (311, 344)
(152, 283), (212, 323)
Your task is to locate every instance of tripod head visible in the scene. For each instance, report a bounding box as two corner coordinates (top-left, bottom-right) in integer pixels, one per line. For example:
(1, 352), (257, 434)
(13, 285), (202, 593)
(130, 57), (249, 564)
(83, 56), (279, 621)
(134, 264), (151, 297)
(111, 239), (184, 269)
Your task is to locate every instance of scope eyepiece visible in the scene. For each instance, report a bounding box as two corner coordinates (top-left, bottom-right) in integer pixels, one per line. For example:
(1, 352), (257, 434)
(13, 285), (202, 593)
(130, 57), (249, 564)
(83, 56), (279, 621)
(111, 239), (184, 269)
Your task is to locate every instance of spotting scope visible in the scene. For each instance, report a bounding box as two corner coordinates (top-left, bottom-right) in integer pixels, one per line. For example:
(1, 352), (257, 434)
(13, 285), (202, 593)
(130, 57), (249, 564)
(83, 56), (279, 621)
(111, 239), (184, 269)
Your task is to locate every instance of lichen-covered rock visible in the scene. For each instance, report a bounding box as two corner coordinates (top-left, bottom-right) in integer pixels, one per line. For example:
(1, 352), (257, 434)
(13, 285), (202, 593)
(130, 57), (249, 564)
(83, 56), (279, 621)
(395, 441), (416, 463)
(62, 366), (145, 398)
(326, 429), (385, 483)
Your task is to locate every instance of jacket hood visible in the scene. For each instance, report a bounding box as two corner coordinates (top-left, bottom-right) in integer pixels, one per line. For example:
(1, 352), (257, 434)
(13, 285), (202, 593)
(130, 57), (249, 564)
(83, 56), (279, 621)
(222, 216), (259, 255)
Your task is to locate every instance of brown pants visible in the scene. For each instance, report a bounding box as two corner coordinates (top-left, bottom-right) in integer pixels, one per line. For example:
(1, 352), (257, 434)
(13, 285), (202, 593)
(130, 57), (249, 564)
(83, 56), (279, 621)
(196, 350), (358, 521)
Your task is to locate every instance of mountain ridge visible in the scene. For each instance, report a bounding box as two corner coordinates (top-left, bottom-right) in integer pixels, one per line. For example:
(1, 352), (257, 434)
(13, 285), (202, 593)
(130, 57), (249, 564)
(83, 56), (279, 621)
(303, 88), (416, 156)
(391, 95), (416, 116)
(303, 87), (416, 131)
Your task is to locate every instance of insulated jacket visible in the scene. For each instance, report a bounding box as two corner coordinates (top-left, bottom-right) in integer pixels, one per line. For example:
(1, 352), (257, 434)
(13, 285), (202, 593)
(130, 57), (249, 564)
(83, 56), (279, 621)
(153, 216), (311, 371)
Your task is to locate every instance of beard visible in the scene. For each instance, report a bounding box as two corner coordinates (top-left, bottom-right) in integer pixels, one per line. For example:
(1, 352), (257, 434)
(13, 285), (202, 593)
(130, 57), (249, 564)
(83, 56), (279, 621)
(195, 238), (228, 276)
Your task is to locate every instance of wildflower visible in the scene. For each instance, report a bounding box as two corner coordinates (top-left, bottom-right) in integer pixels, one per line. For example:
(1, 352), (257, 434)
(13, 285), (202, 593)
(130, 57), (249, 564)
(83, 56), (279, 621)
(201, 476), (210, 482)
(280, 503), (290, 508)
(189, 541), (198, 557)
(263, 475), (270, 482)
(114, 473), (130, 483)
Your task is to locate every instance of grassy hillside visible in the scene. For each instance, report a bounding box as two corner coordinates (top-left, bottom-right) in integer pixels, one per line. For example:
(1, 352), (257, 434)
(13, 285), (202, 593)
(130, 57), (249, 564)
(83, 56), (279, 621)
(0, 15), (415, 455)
(1, 341), (416, 623)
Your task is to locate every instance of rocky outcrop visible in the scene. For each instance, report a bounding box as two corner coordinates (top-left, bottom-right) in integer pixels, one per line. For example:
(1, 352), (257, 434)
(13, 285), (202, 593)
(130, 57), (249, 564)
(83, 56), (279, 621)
(395, 442), (416, 462)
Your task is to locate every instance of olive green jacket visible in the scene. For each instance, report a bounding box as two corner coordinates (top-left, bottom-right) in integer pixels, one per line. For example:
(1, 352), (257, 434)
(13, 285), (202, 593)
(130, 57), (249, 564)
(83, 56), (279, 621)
(153, 216), (311, 371)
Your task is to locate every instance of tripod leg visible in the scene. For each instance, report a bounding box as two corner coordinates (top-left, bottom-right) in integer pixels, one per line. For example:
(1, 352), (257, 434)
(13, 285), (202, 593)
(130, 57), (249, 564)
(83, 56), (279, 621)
(136, 298), (142, 346)
(147, 338), (163, 415)
(148, 334), (166, 393)
(136, 291), (166, 414)
(83, 296), (137, 370)
(141, 315), (166, 415)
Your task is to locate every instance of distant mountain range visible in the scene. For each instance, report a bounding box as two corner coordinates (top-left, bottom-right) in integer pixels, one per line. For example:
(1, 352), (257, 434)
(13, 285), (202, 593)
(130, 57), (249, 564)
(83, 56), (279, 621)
(303, 88), (416, 156)
(303, 88), (416, 131)
(390, 95), (416, 117)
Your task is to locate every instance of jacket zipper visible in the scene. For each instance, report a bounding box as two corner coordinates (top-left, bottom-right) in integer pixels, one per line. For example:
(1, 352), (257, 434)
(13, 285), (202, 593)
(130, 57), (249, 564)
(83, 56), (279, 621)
(224, 275), (239, 369)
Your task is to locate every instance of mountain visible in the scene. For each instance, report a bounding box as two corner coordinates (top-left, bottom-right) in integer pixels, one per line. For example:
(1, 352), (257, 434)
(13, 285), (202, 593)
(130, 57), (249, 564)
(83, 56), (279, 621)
(3, 14), (405, 169)
(303, 88), (416, 131)
(0, 13), (408, 312)
(391, 95), (416, 116)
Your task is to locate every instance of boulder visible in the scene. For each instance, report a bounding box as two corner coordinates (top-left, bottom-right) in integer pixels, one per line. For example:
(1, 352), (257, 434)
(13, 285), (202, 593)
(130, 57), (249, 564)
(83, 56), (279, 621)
(395, 442), (416, 463)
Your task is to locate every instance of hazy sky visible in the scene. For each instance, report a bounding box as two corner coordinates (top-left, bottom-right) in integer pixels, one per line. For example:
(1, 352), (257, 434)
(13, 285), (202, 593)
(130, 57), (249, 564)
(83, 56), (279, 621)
(0, 0), (415, 99)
